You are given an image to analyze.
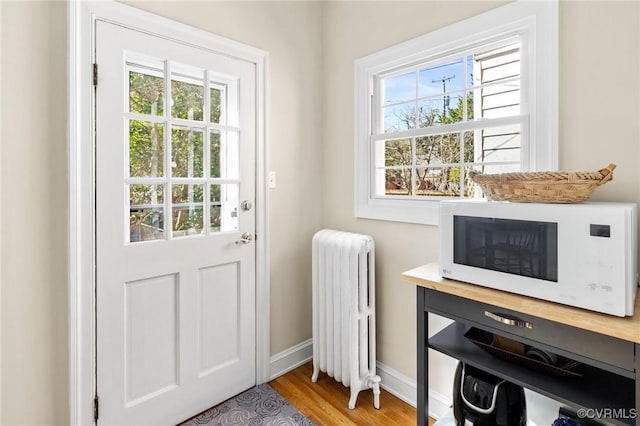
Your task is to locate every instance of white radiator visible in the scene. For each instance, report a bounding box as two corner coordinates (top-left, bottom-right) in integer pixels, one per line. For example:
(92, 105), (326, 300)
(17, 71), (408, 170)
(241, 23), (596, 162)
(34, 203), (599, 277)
(311, 229), (381, 410)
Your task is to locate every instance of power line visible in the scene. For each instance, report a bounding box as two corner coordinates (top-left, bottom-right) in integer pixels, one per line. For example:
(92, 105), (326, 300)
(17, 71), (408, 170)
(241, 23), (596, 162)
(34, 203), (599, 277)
(432, 75), (455, 114)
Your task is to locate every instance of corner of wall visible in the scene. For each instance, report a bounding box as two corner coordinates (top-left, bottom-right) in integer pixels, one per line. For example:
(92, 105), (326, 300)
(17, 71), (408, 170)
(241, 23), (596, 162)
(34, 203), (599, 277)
(319, 0), (331, 227)
(0, 0), (4, 421)
(269, 339), (312, 380)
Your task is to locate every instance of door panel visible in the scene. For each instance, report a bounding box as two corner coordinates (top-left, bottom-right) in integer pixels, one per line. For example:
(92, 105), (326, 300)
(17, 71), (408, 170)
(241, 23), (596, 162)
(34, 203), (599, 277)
(126, 274), (179, 405)
(96, 20), (256, 425)
(199, 262), (240, 374)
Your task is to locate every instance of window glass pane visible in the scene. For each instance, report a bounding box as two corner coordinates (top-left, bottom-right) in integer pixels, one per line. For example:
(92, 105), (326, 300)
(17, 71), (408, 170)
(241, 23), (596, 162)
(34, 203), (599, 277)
(129, 184), (164, 243)
(210, 131), (221, 178)
(478, 84), (520, 120)
(478, 45), (520, 69)
(466, 91), (478, 121)
(481, 80), (520, 96)
(383, 102), (415, 132)
(210, 86), (223, 124)
(482, 124), (520, 149)
(129, 67), (164, 116)
(442, 93), (466, 124)
(416, 133), (461, 167)
(377, 138), (411, 168)
(414, 168), (437, 196)
(384, 169), (411, 196)
(482, 87), (520, 110)
(210, 130), (239, 179)
(210, 185), (221, 232)
(443, 166), (462, 196)
(171, 126), (204, 178)
(172, 184), (204, 238)
(418, 94), (465, 127)
(462, 130), (474, 163)
(466, 55), (474, 86)
(464, 92), (475, 122)
(417, 99), (443, 127)
(475, 43), (520, 85)
(481, 61), (520, 83)
(210, 184), (239, 232)
(482, 104), (520, 119)
(419, 59), (464, 98)
(475, 125), (522, 162)
(474, 43), (522, 119)
(415, 167), (461, 197)
(415, 168), (445, 196)
(480, 56), (520, 83)
(171, 64), (204, 121)
(416, 136), (438, 166)
(382, 71), (416, 105)
(129, 120), (164, 178)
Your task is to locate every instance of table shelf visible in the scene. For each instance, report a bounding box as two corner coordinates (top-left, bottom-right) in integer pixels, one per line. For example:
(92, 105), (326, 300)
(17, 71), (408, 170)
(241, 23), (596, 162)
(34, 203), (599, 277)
(429, 322), (635, 425)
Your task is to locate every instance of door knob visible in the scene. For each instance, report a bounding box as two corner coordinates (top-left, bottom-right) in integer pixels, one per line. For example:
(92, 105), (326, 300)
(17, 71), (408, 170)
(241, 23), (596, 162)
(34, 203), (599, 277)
(241, 200), (252, 211)
(235, 232), (253, 244)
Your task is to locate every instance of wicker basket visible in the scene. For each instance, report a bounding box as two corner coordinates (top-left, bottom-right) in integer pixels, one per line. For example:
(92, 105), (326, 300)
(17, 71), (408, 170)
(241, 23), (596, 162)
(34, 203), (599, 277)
(469, 163), (616, 203)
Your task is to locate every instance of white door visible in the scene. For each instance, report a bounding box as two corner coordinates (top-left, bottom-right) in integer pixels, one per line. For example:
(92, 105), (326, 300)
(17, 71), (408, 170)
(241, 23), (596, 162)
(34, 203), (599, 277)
(95, 20), (256, 425)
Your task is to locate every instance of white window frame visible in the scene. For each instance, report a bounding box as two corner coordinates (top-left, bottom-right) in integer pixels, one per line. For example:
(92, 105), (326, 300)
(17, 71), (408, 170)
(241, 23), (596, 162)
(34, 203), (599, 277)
(354, 1), (558, 225)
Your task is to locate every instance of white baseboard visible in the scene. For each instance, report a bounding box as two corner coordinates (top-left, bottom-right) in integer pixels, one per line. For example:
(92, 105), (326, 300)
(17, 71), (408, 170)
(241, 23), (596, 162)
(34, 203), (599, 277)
(428, 389), (452, 420)
(269, 338), (313, 380)
(375, 361), (451, 420)
(268, 342), (452, 421)
(375, 361), (416, 407)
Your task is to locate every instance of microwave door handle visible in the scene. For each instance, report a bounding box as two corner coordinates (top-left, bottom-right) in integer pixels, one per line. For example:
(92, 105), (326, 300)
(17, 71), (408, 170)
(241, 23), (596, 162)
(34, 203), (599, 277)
(484, 311), (533, 329)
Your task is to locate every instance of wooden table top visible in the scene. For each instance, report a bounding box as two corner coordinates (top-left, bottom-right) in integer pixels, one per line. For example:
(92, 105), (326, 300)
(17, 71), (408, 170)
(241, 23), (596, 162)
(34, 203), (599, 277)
(402, 262), (640, 344)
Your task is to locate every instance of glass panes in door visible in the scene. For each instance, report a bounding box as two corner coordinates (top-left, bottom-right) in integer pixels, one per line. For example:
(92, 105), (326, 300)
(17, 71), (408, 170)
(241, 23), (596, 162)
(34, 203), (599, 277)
(172, 126), (204, 178)
(171, 64), (204, 121)
(172, 184), (204, 238)
(126, 53), (241, 243)
(129, 184), (164, 242)
(129, 120), (164, 178)
(128, 55), (164, 116)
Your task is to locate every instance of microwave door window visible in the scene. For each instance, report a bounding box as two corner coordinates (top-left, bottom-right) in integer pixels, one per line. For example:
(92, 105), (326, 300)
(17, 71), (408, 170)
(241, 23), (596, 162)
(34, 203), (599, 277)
(453, 216), (558, 282)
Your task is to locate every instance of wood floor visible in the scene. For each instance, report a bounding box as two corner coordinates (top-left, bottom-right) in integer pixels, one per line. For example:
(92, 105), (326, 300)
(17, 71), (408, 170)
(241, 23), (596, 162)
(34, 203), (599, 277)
(270, 362), (436, 426)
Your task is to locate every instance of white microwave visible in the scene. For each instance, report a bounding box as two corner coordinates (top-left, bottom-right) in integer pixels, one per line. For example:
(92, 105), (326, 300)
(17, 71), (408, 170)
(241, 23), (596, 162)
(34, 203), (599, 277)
(440, 200), (638, 316)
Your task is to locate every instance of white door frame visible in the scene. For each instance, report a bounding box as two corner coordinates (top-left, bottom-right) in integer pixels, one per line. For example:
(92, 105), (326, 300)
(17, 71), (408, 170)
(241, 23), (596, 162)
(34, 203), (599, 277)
(67, 2), (270, 424)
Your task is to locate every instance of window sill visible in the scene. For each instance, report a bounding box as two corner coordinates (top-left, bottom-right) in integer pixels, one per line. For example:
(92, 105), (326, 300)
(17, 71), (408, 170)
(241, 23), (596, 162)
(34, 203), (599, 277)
(355, 197), (441, 225)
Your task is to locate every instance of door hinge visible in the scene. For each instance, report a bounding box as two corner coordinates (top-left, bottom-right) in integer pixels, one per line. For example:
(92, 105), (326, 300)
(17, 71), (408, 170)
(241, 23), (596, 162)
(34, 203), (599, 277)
(93, 63), (98, 87)
(94, 395), (99, 422)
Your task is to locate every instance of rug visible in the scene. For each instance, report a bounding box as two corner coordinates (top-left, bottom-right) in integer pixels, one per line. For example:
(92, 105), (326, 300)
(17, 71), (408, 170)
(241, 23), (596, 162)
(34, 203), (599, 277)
(180, 383), (314, 426)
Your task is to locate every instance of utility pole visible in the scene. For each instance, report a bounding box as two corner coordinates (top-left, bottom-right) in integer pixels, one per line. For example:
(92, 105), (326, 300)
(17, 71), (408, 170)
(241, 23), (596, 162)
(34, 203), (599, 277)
(432, 75), (455, 115)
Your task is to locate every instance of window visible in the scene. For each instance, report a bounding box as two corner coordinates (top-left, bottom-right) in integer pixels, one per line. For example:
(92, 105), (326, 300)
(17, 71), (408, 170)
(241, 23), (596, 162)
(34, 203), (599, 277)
(126, 53), (241, 243)
(354, 1), (558, 225)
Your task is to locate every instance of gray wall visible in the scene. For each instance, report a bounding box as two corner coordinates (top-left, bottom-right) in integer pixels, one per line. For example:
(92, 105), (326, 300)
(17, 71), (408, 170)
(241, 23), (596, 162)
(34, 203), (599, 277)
(1, 2), (69, 423)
